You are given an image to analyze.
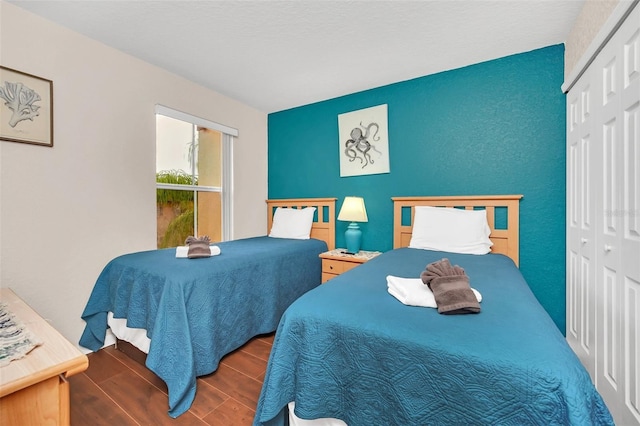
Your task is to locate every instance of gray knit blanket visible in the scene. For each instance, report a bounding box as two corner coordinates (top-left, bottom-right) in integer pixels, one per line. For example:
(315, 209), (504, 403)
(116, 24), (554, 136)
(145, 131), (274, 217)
(0, 302), (42, 366)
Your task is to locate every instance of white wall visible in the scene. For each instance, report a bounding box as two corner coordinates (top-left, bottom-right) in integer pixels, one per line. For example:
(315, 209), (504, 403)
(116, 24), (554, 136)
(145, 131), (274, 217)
(564, 0), (619, 78)
(0, 1), (267, 345)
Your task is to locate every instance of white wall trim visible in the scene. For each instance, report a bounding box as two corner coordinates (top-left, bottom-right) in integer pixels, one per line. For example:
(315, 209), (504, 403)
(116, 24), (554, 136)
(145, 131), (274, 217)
(222, 134), (234, 240)
(155, 104), (239, 137)
(156, 183), (222, 192)
(562, 0), (639, 93)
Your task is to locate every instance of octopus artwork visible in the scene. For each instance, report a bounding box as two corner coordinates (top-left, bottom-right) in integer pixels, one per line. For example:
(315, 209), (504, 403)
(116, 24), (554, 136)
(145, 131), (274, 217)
(0, 80), (42, 128)
(338, 104), (389, 177)
(344, 121), (383, 169)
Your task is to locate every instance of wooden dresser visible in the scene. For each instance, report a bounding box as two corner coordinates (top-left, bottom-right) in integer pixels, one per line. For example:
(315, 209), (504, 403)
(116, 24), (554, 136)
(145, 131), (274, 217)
(0, 288), (88, 425)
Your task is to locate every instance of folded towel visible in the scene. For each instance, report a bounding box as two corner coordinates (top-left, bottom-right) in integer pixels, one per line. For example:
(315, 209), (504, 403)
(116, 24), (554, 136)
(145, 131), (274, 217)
(421, 258), (467, 285)
(175, 245), (221, 258)
(427, 275), (481, 314)
(387, 276), (437, 308)
(387, 275), (481, 308)
(421, 258), (481, 314)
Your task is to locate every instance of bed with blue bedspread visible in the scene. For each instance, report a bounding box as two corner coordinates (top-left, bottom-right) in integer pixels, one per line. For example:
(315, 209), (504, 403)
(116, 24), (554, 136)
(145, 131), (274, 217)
(79, 198), (336, 418)
(254, 248), (613, 426)
(254, 196), (613, 426)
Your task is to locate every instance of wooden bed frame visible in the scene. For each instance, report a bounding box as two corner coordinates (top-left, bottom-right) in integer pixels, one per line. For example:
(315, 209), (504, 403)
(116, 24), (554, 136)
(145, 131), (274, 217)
(392, 195), (523, 265)
(266, 198), (336, 250)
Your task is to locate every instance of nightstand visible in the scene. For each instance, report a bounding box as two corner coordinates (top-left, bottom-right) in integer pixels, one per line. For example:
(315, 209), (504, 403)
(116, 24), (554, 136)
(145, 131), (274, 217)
(319, 249), (382, 283)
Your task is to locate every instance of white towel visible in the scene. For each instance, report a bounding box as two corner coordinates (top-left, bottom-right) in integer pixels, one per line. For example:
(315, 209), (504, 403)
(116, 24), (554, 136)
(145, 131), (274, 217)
(175, 245), (221, 258)
(386, 275), (482, 308)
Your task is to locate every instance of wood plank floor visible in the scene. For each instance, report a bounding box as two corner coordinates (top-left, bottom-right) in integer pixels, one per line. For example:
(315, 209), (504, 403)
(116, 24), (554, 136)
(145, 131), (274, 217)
(69, 333), (274, 425)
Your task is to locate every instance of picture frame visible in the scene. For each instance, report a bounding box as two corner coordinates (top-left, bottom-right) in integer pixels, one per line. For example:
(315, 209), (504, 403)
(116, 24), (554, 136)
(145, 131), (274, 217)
(338, 104), (390, 177)
(0, 66), (53, 147)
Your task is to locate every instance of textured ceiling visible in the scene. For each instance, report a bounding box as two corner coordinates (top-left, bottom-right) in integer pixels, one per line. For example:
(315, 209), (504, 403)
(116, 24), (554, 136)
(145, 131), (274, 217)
(8, 0), (585, 113)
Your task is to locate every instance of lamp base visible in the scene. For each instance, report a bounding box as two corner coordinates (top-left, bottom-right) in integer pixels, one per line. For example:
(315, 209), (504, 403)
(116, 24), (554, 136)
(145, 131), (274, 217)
(344, 222), (362, 254)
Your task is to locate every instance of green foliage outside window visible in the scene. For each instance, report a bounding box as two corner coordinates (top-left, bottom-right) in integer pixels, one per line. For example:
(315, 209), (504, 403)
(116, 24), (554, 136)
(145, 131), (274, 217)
(160, 210), (194, 248)
(156, 170), (196, 248)
(156, 170), (196, 203)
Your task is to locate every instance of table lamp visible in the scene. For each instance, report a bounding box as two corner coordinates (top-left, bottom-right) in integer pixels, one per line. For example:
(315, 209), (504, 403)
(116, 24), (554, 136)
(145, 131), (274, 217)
(337, 196), (368, 254)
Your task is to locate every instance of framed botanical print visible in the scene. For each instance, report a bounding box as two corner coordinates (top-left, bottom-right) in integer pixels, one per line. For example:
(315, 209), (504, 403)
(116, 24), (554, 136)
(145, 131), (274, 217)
(0, 66), (53, 147)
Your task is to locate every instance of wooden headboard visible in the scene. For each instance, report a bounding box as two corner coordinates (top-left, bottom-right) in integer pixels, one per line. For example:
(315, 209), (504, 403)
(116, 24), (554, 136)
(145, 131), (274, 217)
(392, 195), (523, 265)
(266, 198), (337, 250)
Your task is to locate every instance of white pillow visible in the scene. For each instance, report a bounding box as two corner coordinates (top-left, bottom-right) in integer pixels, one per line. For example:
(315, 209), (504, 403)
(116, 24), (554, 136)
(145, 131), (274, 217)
(408, 206), (493, 255)
(269, 207), (316, 240)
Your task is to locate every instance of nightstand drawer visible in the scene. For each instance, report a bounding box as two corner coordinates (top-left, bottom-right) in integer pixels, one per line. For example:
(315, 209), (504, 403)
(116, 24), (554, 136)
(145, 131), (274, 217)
(322, 259), (349, 274)
(322, 272), (338, 283)
(341, 262), (359, 272)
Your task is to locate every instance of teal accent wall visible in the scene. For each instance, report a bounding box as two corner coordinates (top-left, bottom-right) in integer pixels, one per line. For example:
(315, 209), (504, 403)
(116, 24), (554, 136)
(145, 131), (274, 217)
(268, 44), (567, 333)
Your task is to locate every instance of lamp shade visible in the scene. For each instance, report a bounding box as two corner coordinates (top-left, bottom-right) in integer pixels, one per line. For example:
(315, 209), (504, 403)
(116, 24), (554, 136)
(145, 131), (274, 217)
(337, 196), (368, 223)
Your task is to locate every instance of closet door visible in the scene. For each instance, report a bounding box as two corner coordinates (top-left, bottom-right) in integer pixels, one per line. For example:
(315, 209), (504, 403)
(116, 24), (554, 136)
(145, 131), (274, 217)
(566, 70), (597, 378)
(617, 9), (639, 423)
(595, 4), (640, 423)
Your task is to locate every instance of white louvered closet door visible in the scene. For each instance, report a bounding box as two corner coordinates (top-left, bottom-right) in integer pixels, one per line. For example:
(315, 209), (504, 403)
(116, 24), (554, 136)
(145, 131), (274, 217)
(595, 5), (640, 424)
(566, 65), (597, 379)
(619, 14), (640, 424)
(566, 3), (640, 425)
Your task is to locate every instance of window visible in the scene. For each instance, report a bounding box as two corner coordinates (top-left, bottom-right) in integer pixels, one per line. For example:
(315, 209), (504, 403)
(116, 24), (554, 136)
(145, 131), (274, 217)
(155, 105), (236, 248)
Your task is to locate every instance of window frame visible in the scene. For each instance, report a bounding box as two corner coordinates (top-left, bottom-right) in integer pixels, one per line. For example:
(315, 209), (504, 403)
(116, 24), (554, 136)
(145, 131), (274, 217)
(155, 105), (237, 242)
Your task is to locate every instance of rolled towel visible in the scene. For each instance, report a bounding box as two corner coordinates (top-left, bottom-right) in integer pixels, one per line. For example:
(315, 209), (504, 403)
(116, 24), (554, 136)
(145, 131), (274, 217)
(185, 236), (212, 258)
(421, 258), (481, 315)
(176, 235), (221, 259)
(387, 275), (481, 308)
(175, 245), (221, 258)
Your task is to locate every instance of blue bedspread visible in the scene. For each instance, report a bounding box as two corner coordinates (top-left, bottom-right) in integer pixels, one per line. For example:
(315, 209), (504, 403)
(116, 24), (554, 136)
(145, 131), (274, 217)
(79, 236), (327, 418)
(254, 248), (613, 426)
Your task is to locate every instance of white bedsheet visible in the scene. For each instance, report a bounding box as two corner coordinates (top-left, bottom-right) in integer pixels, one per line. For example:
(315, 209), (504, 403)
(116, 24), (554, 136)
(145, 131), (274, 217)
(108, 313), (342, 424)
(107, 312), (151, 354)
(288, 402), (346, 426)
